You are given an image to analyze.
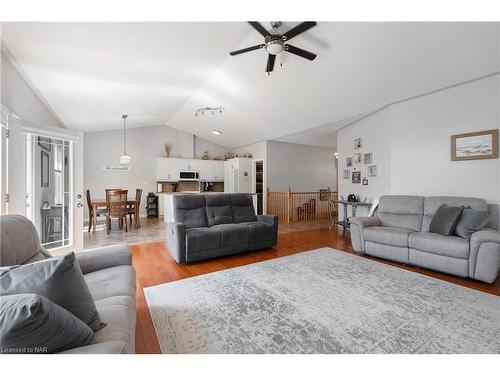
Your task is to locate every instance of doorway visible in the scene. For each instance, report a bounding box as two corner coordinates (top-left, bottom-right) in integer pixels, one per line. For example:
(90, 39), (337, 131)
(254, 160), (264, 214)
(26, 134), (73, 250)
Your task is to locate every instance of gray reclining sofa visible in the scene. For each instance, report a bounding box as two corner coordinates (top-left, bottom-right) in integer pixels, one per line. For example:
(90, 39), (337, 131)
(350, 195), (500, 283)
(166, 193), (278, 263)
(0, 214), (136, 353)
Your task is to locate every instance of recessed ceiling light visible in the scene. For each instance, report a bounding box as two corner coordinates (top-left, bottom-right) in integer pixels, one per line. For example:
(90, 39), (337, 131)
(212, 129), (222, 136)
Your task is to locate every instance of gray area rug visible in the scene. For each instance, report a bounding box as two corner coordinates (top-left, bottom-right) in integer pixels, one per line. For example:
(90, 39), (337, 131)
(144, 248), (500, 354)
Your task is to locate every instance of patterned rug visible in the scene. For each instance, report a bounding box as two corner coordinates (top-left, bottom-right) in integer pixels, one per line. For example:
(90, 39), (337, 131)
(144, 248), (500, 353)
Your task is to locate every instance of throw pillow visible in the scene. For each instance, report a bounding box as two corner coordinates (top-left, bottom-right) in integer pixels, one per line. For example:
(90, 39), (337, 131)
(0, 293), (95, 354)
(454, 209), (491, 240)
(429, 204), (464, 236)
(0, 252), (106, 332)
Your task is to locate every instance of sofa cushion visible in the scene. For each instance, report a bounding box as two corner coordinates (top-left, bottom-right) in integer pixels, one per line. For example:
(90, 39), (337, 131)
(429, 204), (464, 236)
(84, 265), (136, 302)
(205, 194), (233, 226)
(408, 232), (470, 259)
(454, 208), (491, 240)
(377, 195), (424, 231)
(363, 226), (415, 248)
(0, 252), (106, 332)
(172, 195), (207, 228)
(422, 196), (487, 232)
(230, 194), (257, 223)
(185, 228), (221, 253)
(94, 295), (136, 354)
(240, 222), (275, 243)
(0, 293), (95, 354)
(211, 224), (249, 246)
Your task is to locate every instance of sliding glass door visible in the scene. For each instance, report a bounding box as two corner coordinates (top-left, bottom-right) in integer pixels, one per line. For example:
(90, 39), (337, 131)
(26, 134), (73, 250)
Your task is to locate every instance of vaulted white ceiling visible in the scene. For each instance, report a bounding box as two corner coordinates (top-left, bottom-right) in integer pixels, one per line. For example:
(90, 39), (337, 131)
(2, 22), (499, 148)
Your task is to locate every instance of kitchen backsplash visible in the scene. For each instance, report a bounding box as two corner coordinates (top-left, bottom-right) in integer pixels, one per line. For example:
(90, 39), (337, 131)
(157, 181), (224, 193)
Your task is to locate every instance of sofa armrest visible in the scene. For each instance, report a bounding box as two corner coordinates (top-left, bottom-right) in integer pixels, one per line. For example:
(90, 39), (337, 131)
(469, 229), (500, 283)
(257, 215), (278, 230)
(166, 222), (186, 263)
(75, 244), (132, 274)
(349, 217), (381, 253)
(257, 215), (278, 245)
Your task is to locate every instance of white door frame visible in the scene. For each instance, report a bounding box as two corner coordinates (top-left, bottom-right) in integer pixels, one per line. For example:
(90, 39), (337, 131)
(8, 119), (84, 253)
(252, 158), (266, 214)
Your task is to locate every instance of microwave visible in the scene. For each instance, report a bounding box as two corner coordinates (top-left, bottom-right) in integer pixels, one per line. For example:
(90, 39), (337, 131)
(179, 171), (200, 181)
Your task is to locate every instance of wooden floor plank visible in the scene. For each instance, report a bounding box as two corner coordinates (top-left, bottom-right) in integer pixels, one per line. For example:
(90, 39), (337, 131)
(131, 227), (500, 354)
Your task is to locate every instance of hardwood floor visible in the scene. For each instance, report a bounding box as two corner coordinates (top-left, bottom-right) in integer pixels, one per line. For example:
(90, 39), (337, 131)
(131, 227), (500, 354)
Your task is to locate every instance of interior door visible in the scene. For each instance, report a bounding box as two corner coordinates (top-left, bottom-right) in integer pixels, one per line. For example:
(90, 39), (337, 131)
(25, 130), (84, 253)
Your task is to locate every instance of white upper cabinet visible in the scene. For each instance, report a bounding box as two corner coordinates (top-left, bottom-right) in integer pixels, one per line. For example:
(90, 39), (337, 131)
(156, 157), (179, 181)
(178, 158), (199, 171)
(199, 160), (225, 181)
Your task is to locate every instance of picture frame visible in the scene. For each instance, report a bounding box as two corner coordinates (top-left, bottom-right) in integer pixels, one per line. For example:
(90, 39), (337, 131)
(352, 171), (361, 183)
(41, 151), (49, 187)
(38, 136), (52, 151)
(451, 129), (498, 161)
(368, 165), (378, 177)
(343, 170), (351, 179)
(346, 157), (352, 167)
(354, 153), (362, 164)
(362, 177), (368, 186)
(363, 152), (373, 164)
(354, 138), (362, 150)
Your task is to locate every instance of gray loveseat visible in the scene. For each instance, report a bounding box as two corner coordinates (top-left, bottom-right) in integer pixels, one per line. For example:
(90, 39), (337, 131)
(166, 193), (278, 263)
(0, 214), (136, 353)
(350, 195), (500, 283)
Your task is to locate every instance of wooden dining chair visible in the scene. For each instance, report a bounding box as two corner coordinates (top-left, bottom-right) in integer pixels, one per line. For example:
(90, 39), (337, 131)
(127, 188), (142, 229)
(105, 189), (128, 234)
(85, 190), (106, 232)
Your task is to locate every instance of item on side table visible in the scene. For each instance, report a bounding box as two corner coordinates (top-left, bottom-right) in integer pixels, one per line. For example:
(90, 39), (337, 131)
(429, 204), (464, 236)
(0, 293), (95, 354)
(349, 195), (500, 283)
(347, 194), (358, 202)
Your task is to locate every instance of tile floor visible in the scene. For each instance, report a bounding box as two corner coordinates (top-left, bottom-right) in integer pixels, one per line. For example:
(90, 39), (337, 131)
(83, 216), (332, 249)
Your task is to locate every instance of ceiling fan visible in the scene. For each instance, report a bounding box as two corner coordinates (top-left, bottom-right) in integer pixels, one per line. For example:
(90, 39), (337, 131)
(230, 21), (317, 74)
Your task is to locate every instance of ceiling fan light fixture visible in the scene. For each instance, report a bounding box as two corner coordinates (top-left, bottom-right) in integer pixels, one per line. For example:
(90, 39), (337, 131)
(211, 129), (222, 136)
(265, 40), (284, 55)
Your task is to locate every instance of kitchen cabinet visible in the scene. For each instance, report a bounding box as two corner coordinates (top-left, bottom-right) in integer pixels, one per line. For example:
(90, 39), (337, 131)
(156, 158), (179, 181)
(178, 158), (199, 171)
(199, 160), (225, 181)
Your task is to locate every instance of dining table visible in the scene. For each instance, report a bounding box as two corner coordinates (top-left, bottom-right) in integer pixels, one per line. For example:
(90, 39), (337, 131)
(91, 198), (140, 233)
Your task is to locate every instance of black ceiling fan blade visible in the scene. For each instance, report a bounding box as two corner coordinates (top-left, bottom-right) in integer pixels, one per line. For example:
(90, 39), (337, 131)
(248, 22), (270, 38)
(266, 54), (276, 73)
(283, 21), (317, 41)
(229, 44), (264, 56)
(286, 44), (317, 61)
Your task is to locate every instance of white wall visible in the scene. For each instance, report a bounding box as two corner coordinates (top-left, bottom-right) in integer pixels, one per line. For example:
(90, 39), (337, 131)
(1, 52), (62, 127)
(337, 75), (500, 218)
(266, 140), (337, 192)
(84, 124), (228, 216)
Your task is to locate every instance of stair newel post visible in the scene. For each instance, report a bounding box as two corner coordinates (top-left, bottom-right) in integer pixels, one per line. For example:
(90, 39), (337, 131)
(266, 187), (270, 215)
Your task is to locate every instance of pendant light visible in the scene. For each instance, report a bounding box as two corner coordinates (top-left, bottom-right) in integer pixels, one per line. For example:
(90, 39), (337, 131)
(119, 114), (131, 164)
